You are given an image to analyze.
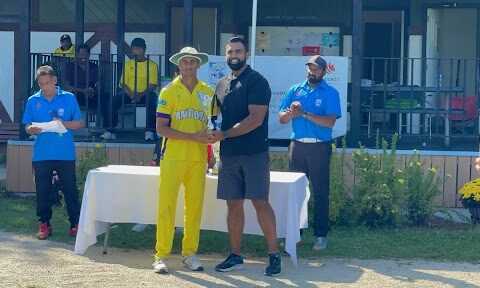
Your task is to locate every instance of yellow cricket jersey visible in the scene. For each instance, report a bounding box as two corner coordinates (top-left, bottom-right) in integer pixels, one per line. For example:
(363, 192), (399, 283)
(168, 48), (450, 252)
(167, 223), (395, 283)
(119, 59), (158, 93)
(54, 46), (75, 58)
(156, 76), (214, 161)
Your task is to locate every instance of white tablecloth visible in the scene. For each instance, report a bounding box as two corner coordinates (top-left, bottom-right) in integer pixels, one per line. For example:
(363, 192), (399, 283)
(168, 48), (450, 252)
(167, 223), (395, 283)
(74, 165), (309, 266)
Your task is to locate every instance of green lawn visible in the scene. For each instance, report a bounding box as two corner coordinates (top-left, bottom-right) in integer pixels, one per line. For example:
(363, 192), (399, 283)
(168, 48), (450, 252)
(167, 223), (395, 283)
(1, 196), (479, 263)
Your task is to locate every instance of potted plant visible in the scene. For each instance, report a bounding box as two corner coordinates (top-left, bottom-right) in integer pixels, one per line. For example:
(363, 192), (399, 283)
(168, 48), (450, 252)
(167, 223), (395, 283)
(459, 178), (480, 223)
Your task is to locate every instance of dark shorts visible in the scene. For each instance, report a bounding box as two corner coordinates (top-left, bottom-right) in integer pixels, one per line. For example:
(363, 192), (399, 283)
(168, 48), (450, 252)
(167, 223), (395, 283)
(217, 152), (270, 200)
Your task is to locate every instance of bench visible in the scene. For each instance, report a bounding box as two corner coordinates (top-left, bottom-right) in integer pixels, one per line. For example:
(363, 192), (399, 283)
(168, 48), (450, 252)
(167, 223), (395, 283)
(0, 123), (20, 143)
(119, 104), (146, 128)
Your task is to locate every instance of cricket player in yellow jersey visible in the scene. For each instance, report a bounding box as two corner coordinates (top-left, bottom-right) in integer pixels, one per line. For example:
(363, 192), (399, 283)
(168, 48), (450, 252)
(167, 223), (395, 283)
(153, 47), (214, 274)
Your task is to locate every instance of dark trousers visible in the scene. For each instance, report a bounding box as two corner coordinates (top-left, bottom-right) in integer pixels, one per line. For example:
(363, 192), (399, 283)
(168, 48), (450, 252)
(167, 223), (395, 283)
(75, 91), (111, 110)
(33, 160), (80, 226)
(75, 92), (99, 108)
(75, 92), (108, 123)
(104, 90), (157, 131)
(288, 140), (332, 237)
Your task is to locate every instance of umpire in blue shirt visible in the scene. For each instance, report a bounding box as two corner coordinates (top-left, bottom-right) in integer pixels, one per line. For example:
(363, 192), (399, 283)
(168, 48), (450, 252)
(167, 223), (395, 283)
(23, 65), (84, 240)
(278, 55), (341, 251)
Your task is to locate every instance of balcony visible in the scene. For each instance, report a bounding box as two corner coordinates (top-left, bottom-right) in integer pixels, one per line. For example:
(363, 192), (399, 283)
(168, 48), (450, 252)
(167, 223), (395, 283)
(29, 53), (166, 142)
(25, 54), (480, 150)
(357, 57), (479, 150)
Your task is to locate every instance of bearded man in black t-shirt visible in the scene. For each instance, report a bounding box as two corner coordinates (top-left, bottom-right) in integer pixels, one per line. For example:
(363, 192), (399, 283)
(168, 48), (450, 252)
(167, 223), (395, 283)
(210, 37), (281, 276)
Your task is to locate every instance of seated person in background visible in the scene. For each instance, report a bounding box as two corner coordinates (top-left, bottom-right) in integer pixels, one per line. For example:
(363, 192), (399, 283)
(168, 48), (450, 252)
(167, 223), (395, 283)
(101, 37), (158, 141)
(54, 34), (75, 58)
(64, 44), (100, 110)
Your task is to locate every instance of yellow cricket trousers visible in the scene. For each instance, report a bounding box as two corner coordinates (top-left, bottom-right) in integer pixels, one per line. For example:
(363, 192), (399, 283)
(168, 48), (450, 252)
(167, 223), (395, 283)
(154, 159), (206, 259)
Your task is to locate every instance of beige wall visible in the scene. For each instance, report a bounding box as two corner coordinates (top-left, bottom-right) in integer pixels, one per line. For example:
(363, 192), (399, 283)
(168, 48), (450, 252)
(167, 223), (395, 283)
(438, 8), (477, 95)
(410, 0), (480, 26)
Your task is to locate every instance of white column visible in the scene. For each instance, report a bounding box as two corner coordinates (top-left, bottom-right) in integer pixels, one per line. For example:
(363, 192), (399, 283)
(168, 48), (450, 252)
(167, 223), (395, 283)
(407, 35), (422, 134)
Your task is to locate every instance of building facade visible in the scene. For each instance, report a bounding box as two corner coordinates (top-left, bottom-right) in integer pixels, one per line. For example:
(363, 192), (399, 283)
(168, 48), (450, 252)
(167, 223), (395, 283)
(1, 0), (480, 150)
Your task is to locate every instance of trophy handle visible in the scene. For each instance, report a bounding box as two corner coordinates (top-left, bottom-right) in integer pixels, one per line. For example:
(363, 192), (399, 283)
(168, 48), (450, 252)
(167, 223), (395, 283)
(210, 116), (217, 131)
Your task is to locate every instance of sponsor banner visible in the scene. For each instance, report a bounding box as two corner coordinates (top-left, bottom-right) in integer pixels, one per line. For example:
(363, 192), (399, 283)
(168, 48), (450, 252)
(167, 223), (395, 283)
(198, 56), (348, 139)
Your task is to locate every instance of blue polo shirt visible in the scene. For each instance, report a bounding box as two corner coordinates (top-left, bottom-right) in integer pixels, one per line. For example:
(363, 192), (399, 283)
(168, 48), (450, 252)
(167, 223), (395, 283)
(22, 87), (83, 162)
(280, 80), (341, 141)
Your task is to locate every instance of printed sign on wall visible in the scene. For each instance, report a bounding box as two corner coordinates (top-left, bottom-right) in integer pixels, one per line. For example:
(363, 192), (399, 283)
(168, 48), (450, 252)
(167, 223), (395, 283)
(198, 56), (348, 139)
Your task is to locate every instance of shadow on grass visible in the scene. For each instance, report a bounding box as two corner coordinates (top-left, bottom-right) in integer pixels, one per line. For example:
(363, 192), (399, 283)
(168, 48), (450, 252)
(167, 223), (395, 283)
(1, 196), (480, 286)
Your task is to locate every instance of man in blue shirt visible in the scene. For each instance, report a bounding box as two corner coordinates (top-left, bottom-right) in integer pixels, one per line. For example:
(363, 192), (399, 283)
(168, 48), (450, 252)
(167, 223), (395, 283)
(278, 55), (341, 251)
(22, 65), (84, 240)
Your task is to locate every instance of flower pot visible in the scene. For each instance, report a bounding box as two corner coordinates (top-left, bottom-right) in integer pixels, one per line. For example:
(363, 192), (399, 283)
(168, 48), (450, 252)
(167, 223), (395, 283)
(468, 206), (480, 223)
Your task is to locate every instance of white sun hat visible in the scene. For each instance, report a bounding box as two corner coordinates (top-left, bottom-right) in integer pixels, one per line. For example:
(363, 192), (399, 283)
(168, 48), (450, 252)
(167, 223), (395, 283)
(169, 47), (209, 66)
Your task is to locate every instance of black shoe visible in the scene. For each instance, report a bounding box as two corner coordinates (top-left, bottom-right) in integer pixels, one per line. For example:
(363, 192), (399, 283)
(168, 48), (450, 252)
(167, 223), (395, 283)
(265, 252), (281, 276)
(215, 253), (244, 272)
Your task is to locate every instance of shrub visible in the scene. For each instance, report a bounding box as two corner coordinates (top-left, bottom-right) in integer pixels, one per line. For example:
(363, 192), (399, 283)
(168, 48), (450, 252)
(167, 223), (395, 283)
(336, 132), (443, 229)
(270, 151), (289, 172)
(402, 151), (442, 226)
(351, 134), (405, 228)
(76, 142), (109, 197)
(329, 137), (356, 226)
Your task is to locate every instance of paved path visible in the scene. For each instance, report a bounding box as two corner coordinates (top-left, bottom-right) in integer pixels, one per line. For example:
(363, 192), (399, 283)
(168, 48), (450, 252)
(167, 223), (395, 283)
(0, 231), (479, 288)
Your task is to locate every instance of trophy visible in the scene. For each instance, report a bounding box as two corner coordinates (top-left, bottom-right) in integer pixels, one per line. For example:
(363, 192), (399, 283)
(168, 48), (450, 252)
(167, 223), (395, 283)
(208, 96), (221, 174)
(207, 114), (222, 175)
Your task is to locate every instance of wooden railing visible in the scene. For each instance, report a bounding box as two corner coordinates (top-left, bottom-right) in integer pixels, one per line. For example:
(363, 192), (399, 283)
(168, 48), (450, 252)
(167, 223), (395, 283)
(0, 123), (19, 144)
(358, 57), (479, 149)
(29, 53), (165, 134)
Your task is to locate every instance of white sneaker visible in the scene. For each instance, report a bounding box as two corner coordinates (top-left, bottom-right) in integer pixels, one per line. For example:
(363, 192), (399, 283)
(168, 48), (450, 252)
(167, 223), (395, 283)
(312, 237), (327, 251)
(100, 131), (116, 140)
(131, 223), (149, 232)
(182, 254), (204, 271)
(153, 258), (168, 274)
(145, 131), (155, 141)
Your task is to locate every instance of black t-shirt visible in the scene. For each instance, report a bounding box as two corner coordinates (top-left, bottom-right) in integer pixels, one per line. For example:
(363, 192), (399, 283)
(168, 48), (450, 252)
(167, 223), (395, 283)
(215, 65), (271, 156)
(65, 61), (99, 89)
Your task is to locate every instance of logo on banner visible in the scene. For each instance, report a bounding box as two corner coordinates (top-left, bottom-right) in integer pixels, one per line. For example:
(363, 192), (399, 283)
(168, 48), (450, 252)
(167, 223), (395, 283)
(209, 62), (226, 83)
(326, 62), (336, 74)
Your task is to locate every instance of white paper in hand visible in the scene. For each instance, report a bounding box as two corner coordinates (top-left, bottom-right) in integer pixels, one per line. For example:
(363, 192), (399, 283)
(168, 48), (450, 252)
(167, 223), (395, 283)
(32, 120), (68, 134)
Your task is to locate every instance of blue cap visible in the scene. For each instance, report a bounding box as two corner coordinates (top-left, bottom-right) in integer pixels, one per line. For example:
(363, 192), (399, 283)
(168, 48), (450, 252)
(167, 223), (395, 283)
(306, 55), (327, 70)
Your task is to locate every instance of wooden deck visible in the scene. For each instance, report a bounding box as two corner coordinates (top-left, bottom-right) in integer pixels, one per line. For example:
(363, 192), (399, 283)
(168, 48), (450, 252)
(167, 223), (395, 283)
(6, 141), (480, 208)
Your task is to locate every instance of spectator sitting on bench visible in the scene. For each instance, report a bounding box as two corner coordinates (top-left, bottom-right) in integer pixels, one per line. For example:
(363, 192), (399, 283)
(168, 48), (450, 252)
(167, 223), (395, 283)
(64, 44), (102, 113)
(101, 38), (158, 141)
